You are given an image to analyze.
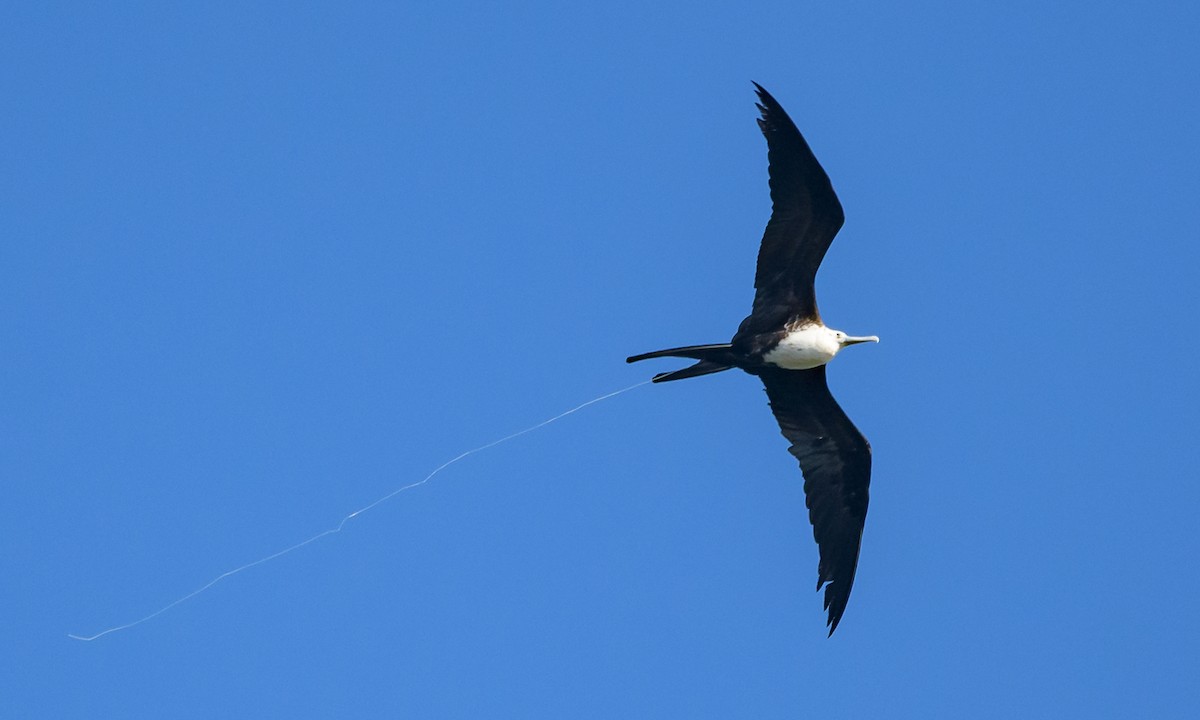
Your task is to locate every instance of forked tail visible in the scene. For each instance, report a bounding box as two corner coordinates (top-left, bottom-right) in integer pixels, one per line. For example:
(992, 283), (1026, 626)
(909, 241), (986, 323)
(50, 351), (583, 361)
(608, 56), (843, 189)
(626, 343), (736, 383)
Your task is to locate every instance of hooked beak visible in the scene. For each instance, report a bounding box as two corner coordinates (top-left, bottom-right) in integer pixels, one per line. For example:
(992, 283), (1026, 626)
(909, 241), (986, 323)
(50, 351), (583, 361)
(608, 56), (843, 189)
(841, 335), (880, 346)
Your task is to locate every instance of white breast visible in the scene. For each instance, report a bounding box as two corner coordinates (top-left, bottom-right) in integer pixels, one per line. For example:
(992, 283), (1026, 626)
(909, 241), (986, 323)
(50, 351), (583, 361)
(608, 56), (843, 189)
(762, 325), (838, 370)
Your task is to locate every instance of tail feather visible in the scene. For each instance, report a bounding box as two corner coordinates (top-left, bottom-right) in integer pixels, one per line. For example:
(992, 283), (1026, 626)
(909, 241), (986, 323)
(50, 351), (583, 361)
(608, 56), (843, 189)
(626, 343), (734, 364)
(651, 360), (732, 383)
(627, 343), (735, 383)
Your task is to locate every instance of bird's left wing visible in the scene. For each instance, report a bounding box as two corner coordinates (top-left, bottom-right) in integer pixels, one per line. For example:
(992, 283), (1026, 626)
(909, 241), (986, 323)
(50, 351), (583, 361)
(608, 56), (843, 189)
(746, 83), (844, 329)
(757, 365), (871, 635)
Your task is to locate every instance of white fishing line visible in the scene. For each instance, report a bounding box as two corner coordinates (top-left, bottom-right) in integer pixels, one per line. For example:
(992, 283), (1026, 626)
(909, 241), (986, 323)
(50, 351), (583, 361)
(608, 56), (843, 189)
(68, 379), (650, 642)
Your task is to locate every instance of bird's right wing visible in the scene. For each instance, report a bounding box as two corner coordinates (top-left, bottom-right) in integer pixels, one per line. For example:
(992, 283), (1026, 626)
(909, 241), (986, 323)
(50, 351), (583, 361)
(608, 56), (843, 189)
(757, 365), (871, 635)
(744, 83), (844, 333)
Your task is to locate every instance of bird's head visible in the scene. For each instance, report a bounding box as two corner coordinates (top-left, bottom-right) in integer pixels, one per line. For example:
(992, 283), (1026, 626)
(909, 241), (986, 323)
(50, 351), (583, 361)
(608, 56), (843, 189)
(830, 328), (880, 355)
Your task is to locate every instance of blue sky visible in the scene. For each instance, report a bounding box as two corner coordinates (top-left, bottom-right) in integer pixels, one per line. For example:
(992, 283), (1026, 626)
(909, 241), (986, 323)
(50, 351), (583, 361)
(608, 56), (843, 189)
(4, 1), (1199, 717)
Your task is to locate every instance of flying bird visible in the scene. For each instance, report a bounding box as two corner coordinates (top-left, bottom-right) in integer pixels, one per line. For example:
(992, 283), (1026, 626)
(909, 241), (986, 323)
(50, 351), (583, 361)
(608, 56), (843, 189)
(627, 84), (878, 635)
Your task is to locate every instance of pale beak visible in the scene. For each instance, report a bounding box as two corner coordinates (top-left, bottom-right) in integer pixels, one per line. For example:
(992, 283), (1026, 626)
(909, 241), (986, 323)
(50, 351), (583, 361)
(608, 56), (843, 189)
(841, 335), (880, 346)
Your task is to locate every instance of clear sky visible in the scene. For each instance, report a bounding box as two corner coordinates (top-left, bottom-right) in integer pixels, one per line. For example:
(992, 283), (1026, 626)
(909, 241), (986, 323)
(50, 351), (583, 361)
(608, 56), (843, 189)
(4, 1), (1199, 717)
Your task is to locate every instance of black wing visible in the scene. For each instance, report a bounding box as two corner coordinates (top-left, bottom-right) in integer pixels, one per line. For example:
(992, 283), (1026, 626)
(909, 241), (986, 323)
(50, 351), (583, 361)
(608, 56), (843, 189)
(757, 365), (871, 635)
(743, 83), (844, 334)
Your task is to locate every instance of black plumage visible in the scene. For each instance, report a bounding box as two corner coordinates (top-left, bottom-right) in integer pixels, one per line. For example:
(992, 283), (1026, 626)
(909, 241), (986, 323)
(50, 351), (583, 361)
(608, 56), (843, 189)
(742, 81), (844, 333)
(756, 365), (870, 634)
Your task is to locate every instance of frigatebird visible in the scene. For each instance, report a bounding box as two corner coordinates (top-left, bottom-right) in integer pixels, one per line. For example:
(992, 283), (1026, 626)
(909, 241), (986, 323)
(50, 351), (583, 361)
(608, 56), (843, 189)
(627, 84), (878, 635)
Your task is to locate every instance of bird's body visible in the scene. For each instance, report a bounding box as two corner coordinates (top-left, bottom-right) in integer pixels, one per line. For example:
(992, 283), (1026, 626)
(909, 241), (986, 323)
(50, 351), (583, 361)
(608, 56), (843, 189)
(761, 324), (874, 370)
(628, 84), (878, 635)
